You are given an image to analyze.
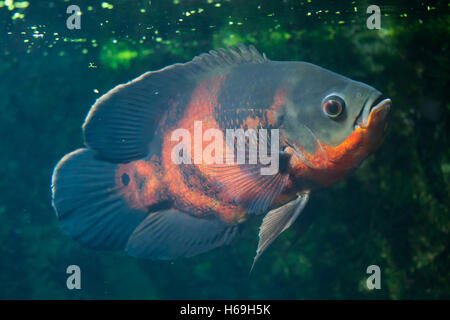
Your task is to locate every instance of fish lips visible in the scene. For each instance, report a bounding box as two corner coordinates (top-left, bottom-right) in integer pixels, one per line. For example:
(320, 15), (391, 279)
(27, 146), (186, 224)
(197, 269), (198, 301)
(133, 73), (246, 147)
(355, 94), (392, 134)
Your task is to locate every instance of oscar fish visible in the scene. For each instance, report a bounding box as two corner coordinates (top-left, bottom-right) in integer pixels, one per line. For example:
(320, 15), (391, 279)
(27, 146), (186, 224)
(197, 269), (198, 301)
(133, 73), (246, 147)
(51, 44), (391, 268)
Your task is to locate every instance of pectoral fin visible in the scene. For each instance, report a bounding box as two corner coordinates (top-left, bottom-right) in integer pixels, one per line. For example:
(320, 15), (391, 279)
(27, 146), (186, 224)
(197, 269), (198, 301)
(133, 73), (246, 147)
(251, 193), (309, 271)
(209, 163), (289, 215)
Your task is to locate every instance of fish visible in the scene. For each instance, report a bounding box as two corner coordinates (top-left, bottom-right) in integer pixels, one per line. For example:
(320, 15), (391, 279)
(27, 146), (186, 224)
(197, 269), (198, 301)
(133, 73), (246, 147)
(51, 44), (391, 269)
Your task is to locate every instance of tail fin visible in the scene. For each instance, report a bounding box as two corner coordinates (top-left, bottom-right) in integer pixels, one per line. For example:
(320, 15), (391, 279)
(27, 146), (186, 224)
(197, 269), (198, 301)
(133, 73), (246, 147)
(51, 148), (148, 250)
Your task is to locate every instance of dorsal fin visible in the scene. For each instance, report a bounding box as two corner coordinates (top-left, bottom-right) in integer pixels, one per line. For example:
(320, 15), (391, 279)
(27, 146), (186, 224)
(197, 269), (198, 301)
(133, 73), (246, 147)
(83, 44), (269, 162)
(194, 44), (268, 69)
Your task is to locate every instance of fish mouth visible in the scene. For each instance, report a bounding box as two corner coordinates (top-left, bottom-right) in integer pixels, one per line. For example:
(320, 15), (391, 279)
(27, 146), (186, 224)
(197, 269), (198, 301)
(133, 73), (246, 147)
(354, 94), (392, 132)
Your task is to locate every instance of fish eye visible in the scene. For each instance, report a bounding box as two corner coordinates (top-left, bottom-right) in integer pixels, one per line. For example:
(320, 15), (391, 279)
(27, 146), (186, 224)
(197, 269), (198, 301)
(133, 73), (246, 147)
(322, 95), (345, 119)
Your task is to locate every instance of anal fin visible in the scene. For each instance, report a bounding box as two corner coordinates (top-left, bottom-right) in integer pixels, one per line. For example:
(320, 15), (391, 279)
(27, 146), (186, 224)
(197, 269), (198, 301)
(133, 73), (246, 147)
(251, 193), (310, 271)
(126, 208), (238, 260)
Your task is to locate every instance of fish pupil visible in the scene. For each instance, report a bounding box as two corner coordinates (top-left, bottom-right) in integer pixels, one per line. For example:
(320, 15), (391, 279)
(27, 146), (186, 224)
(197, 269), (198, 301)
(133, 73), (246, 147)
(327, 102), (340, 114)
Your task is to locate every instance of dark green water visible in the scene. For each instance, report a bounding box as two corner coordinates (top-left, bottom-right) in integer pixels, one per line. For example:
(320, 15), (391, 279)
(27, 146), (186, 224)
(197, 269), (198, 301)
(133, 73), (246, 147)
(0, 0), (449, 299)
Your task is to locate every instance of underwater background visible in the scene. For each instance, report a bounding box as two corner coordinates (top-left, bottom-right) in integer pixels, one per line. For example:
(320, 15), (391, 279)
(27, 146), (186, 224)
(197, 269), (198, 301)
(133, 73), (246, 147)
(0, 0), (449, 299)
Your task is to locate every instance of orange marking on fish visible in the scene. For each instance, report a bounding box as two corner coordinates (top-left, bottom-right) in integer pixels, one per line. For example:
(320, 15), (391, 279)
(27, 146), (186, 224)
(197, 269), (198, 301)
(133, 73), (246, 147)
(243, 115), (261, 129)
(290, 103), (388, 186)
(160, 74), (245, 224)
(115, 159), (166, 210)
(267, 88), (287, 126)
